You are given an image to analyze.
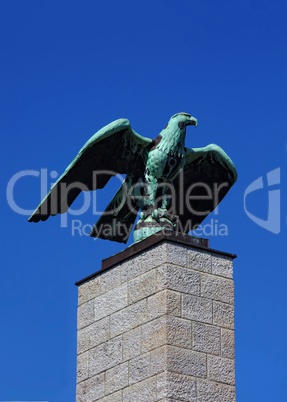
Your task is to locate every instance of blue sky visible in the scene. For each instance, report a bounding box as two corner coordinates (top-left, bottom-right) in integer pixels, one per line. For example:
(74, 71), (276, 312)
(1, 0), (287, 401)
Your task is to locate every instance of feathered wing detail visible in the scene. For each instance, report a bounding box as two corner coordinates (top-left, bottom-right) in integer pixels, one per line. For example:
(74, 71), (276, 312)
(28, 119), (153, 222)
(171, 144), (237, 232)
(90, 176), (139, 243)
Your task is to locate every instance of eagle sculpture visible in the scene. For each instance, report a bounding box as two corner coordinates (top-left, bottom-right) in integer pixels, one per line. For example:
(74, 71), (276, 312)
(28, 113), (237, 243)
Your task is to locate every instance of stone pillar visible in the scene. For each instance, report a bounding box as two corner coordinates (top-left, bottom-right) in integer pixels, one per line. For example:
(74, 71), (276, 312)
(76, 232), (236, 402)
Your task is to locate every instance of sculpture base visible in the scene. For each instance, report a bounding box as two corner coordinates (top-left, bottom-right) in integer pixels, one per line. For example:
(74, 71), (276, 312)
(76, 235), (236, 401)
(133, 220), (174, 243)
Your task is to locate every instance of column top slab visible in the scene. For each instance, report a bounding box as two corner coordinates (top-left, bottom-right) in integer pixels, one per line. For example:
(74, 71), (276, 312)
(75, 231), (236, 286)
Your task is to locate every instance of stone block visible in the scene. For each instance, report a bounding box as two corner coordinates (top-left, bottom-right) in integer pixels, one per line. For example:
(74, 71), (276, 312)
(150, 345), (206, 379)
(77, 351), (89, 383)
(77, 317), (109, 354)
(157, 371), (197, 401)
(141, 316), (167, 353)
(182, 294), (212, 324)
(213, 301), (234, 329)
(150, 345), (167, 376)
(166, 316), (192, 349)
(89, 336), (122, 377)
(123, 326), (141, 361)
(193, 322), (221, 355)
(201, 273), (234, 304)
(166, 345), (206, 378)
(147, 290), (181, 321)
(78, 264), (125, 306)
(122, 376), (157, 402)
(212, 254), (233, 279)
(187, 249), (212, 273)
(110, 299), (147, 338)
(141, 243), (167, 271)
(129, 352), (151, 385)
(221, 329), (235, 359)
(77, 300), (95, 330)
(78, 276), (101, 306)
(128, 270), (156, 304)
(94, 283), (128, 322)
(121, 251), (160, 282)
(76, 373), (105, 402)
(157, 264), (200, 295)
(99, 265), (122, 294)
(141, 315), (192, 353)
(197, 379), (236, 402)
(208, 355), (235, 385)
(105, 362), (128, 395)
(165, 243), (188, 267)
(121, 254), (145, 281)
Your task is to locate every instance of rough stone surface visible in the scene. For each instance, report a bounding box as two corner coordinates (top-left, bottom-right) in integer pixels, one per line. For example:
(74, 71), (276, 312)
(197, 379), (236, 402)
(100, 390), (122, 402)
(193, 322), (221, 355)
(105, 362), (128, 395)
(110, 298), (147, 338)
(78, 276), (101, 306)
(89, 336), (122, 377)
(77, 317), (109, 354)
(165, 243), (188, 267)
(188, 249), (212, 273)
(76, 240), (236, 401)
(157, 264), (200, 295)
(221, 329), (235, 359)
(165, 345), (207, 378)
(120, 255), (143, 281)
(182, 294), (213, 324)
(166, 316), (192, 349)
(201, 273), (234, 304)
(77, 351), (89, 383)
(122, 326), (141, 361)
(212, 254), (233, 279)
(141, 316), (167, 353)
(157, 371), (197, 401)
(128, 270), (156, 304)
(94, 283), (128, 322)
(147, 290), (181, 321)
(129, 352), (151, 384)
(213, 301), (234, 329)
(208, 355), (235, 385)
(123, 376), (157, 402)
(77, 299), (94, 330)
(150, 345), (167, 376)
(99, 265), (122, 294)
(76, 373), (105, 402)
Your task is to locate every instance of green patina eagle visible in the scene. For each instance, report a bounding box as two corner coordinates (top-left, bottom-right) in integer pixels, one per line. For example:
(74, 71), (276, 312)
(29, 113), (237, 243)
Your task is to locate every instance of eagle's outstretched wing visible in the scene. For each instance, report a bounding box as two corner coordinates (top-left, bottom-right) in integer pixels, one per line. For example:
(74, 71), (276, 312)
(90, 176), (140, 243)
(28, 119), (153, 222)
(172, 144), (237, 232)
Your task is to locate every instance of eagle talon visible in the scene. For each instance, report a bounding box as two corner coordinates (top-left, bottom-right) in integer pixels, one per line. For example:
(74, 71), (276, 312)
(151, 209), (160, 222)
(140, 211), (147, 221)
(151, 208), (171, 222)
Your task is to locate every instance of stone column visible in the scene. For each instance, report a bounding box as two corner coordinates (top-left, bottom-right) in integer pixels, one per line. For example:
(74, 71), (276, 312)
(76, 232), (236, 402)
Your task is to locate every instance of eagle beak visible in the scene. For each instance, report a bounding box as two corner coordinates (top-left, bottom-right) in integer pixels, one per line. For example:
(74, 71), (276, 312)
(186, 117), (198, 127)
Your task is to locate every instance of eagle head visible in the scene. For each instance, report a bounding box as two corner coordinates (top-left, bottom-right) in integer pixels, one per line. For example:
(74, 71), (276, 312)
(169, 112), (198, 129)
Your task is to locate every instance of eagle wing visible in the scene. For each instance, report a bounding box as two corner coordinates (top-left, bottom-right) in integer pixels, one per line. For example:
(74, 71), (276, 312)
(172, 144), (237, 232)
(90, 176), (140, 243)
(28, 118), (153, 222)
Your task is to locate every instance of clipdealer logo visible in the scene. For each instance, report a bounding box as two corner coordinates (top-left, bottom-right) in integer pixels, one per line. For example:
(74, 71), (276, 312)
(5, 166), (283, 235)
(244, 168), (281, 234)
